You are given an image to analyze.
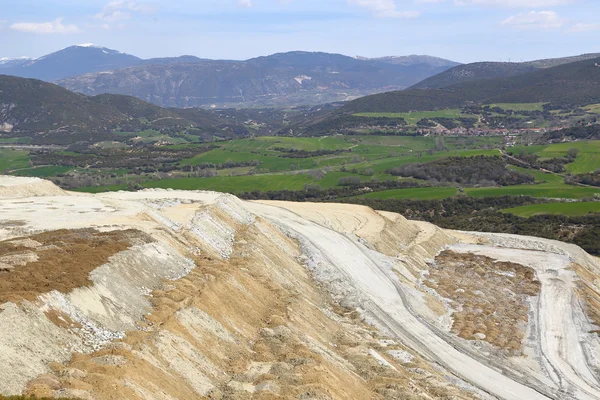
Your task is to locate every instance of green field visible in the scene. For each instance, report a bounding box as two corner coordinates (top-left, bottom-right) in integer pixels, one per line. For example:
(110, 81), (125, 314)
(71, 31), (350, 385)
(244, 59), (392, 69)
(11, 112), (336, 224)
(509, 145), (548, 155)
(220, 136), (352, 152)
(180, 149), (318, 171)
(315, 172), (369, 188)
(9, 135), (600, 220)
(115, 129), (196, 145)
(584, 103), (600, 114)
(143, 173), (315, 193)
(72, 184), (129, 193)
(567, 153), (600, 174)
(13, 166), (73, 177)
(511, 141), (600, 174)
(139, 139), (505, 194)
(354, 187), (458, 200)
(0, 149), (30, 173)
(0, 137), (32, 144)
(486, 103), (546, 112)
(179, 138), (502, 177)
(354, 109), (464, 125)
(178, 136), (363, 172)
(465, 184), (600, 199)
(539, 141), (600, 174)
(350, 135), (503, 152)
(508, 166), (563, 184)
(502, 202), (600, 217)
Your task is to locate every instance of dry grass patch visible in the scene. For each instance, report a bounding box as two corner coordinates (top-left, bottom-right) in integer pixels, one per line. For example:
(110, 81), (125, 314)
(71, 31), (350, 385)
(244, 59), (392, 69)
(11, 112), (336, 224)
(0, 228), (153, 304)
(0, 220), (27, 227)
(426, 251), (541, 352)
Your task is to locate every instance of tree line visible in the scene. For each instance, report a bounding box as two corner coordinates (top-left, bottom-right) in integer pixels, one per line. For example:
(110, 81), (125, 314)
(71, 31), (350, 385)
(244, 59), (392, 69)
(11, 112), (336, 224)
(387, 155), (534, 186)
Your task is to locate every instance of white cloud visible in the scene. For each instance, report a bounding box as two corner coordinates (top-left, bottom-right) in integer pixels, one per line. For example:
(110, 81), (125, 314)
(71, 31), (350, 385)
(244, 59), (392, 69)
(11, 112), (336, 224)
(238, 0), (253, 7)
(422, 0), (571, 7)
(10, 18), (80, 34)
(568, 22), (600, 33)
(95, 1), (156, 22)
(501, 10), (565, 29)
(464, 0), (569, 6)
(348, 0), (420, 18)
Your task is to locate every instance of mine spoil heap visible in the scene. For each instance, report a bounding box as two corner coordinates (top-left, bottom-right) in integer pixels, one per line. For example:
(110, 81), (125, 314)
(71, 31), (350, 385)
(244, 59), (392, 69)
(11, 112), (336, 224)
(1, 176), (600, 400)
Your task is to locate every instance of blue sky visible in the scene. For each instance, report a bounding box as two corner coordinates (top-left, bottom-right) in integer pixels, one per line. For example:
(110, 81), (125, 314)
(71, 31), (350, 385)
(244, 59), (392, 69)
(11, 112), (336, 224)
(1, 0), (599, 63)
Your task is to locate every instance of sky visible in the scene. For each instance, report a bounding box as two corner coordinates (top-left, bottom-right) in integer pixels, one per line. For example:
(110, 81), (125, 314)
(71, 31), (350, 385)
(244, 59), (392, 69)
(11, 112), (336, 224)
(1, 0), (599, 63)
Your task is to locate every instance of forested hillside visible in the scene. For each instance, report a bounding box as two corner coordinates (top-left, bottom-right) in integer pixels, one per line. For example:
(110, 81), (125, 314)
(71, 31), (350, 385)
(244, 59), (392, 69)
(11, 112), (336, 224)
(410, 53), (600, 89)
(341, 56), (600, 114)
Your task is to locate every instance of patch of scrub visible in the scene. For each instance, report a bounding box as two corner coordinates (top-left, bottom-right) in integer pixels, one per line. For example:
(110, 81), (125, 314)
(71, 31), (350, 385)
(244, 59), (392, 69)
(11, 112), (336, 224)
(41, 242), (196, 344)
(425, 251), (541, 351)
(0, 229), (153, 304)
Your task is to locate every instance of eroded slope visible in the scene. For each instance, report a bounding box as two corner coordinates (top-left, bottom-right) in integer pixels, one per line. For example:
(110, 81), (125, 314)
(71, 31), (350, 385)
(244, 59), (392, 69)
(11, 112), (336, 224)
(1, 176), (599, 400)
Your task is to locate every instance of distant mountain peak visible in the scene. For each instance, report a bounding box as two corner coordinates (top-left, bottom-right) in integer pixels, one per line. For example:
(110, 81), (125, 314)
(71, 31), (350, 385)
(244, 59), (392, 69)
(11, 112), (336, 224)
(71, 44), (125, 54)
(0, 45), (142, 81)
(0, 56), (31, 65)
(409, 52), (600, 90)
(0, 56), (31, 61)
(355, 55), (460, 68)
(1, 46), (460, 108)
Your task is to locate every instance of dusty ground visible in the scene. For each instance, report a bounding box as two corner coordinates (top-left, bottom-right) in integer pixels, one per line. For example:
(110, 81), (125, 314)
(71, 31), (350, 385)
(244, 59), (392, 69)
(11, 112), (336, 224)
(24, 222), (474, 400)
(425, 251), (541, 352)
(0, 176), (599, 400)
(0, 229), (152, 303)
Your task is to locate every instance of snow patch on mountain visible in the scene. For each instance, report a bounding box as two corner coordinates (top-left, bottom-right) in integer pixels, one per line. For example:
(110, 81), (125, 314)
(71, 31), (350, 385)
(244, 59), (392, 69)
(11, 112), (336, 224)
(0, 57), (31, 64)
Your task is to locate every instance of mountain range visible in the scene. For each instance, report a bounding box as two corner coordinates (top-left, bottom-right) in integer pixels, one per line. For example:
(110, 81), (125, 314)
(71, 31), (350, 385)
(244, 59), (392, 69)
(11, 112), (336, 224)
(340, 55), (600, 114)
(3, 45), (600, 112)
(0, 45), (460, 108)
(3, 48), (600, 144)
(0, 44), (224, 82)
(410, 53), (600, 90)
(0, 45), (142, 82)
(0, 74), (263, 145)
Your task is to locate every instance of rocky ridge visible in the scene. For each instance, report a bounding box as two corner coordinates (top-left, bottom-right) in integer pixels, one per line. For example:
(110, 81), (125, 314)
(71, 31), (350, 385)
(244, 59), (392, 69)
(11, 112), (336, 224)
(0, 176), (599, 399)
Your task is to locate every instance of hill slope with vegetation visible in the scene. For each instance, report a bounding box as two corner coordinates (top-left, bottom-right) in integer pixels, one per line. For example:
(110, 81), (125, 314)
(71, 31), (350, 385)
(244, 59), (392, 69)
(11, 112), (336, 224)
(0, 75), (127, 142)
(339, 56), (600, 114)
(0, 75), (266, 144)
(410, 53), (600, 89)
(0, 45), (143, 81)
(55, 51), (458, 108)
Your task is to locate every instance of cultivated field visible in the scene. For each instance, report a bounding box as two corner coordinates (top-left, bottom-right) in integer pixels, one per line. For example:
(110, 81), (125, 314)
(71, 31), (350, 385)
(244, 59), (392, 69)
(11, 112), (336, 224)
(502, 202), (600, 217)
(0, 149), (30, 173)
(354, 187), (458, 200)
(465, 184), (600, 199)
(509, 142), (600, 176)
(2, 136), (600, 213)
(354, 109), (463, 125)
(486, 103), (546, 112)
